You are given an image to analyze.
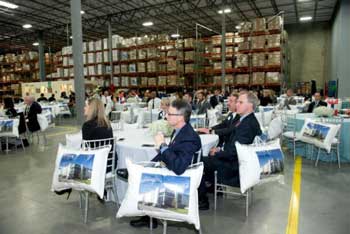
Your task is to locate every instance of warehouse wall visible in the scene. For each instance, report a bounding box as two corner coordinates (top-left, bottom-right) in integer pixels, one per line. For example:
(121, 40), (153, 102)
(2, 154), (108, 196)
(330, 0), (350, 98)
(285, 22), (331, 91)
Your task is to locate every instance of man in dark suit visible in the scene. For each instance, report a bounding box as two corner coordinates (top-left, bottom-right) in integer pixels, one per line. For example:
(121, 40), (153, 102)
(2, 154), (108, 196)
(209, 88), (224, 108)
(197, 92), (239, 146)
(307, 92), (327, 113)
(198, 91), (262, 210)
(130, 99), (201, 228)
(24, 96), (42, 132)
(195, 91), (211, 115)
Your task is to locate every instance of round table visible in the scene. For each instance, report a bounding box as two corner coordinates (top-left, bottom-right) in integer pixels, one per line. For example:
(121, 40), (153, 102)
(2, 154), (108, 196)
(114, 124), (219, 201)
(293, 113), (350, 162)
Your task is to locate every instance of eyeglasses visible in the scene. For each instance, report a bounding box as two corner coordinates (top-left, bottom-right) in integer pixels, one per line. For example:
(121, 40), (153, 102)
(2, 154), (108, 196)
(166, 112), (182, 116)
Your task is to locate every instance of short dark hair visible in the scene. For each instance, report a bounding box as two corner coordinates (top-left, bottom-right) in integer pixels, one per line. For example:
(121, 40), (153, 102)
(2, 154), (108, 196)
(171, 99), (192, 123)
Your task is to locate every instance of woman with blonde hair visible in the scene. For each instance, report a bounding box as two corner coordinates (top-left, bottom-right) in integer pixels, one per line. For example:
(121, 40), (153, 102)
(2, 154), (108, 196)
(82, 98), (113, 140)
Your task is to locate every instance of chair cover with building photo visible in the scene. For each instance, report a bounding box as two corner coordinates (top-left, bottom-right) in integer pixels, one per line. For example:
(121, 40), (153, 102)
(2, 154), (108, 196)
(117, 159), (204, 234)
(0, 118), (25, 153)
(36, 111), (55, 144)
(51, 143), (111, 223)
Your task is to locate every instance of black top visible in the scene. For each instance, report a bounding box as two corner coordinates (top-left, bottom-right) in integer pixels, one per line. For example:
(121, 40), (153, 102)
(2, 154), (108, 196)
(37, 97), (48, 102)
(152, 123), (201, 175)
(307, 100), (327, 113)
(82, 119), (113, 140)
(212, 113), (240, 146)
(26, 102), (42, 132)
(48, 97), (56, 102)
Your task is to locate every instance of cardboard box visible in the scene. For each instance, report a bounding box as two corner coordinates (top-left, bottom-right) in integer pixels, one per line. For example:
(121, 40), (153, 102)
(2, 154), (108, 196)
(159, 63), (167, 72)
(138, 49), (147, 59)
(185, 51), (194, 60)
(267, 34), (281, 48)
(103, 51), (109, 62)
(95, 40), (102, 51)
(147, 61), (157, 72)
(236, 54), (249, 67)
(96, 52), (103, 63)
(120, 51), (128, 60)
(239, 22), (252, 33)
(121, 64), (128, 73)
(114, 65), (121, 74)
(121, 77), (129, 86)
(238, 41), (250, 51)
(158, 76), (167, 86)
(147, 48), (157, 58)
(167, 59), (177, 71)
(236, 74), (250, 84)
(138, 63), (146, 72)
(184, 38), (195, 48)
(251, 36), (266, 49)
(103, 38), (109, 49)
(148, 77), (157, 86)
(185, 64), (194, 73)
(130, 77), (138, 86)
(252, 53), (265, 67)
(88, 53), (95, 64)
(167, 75), (177, 85)
(129, 64), (136, 73)
(251, 72), (265, 84)
(225, 74), (234, 84)
(113, 77), (120, 86)
(88, 41), (95, 51)
(88, 66), (95, 75)
(213, 61), (232, 69)
(253, 18), (266, 32)
(141, 77), (148, 86)
(129, 50), (137, 60)
(267, 52), (281, 66)
(112, 50), (119, 61)
(266, 72), (280, 83)
(267, 16), (283, 31)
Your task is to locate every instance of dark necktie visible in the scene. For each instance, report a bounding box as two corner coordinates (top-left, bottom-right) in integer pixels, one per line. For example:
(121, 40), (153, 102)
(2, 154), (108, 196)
(152, 99), (155, 109)
(235, 120), (241, 127)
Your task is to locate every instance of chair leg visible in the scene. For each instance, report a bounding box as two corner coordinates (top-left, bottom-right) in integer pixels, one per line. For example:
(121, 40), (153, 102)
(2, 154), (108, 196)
(337, 146), (341, 168)
(293, 139), (296, 160)
(20, 138), (25, 151)
(315, 148), (321, 167)
(163, 220), (167, 234)
(150, 217), (153, 233)
(5, 137), (9, 154)
(214, 171), (217, 210)
(83, 191), (89, 224)
(245, 190), (249, 217)
(43, 132), (47, 145)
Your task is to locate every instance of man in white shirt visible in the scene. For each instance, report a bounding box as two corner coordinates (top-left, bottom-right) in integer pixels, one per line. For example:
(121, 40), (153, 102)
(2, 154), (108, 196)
(147, 91), (161, 110)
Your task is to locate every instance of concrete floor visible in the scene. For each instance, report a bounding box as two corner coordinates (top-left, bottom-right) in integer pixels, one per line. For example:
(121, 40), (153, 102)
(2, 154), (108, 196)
(0, 122), (349, 234)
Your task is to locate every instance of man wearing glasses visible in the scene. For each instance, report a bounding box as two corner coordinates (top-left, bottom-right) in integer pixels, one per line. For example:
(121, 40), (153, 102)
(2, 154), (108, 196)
(130, 99), (202, 229)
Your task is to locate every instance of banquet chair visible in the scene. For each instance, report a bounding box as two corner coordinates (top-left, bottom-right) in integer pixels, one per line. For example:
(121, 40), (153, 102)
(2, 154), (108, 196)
(79, 137), (118, 223)
(0, 118), (25, 154)
(281, 112), (303, 160)
(314, 117), (343, 168)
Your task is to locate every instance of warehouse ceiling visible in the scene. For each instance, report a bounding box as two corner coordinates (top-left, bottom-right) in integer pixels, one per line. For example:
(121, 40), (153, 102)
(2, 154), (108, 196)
(0, 0), (338, 53)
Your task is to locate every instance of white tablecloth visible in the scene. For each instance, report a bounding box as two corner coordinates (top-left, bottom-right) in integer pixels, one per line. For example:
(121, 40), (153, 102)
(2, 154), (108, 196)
(114, 124), (219, 201)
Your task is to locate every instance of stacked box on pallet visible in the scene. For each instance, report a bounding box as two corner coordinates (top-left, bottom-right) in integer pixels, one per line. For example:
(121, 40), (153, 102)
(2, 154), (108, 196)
(236, 74), (250, 84)
(62, 46), (72, 55)
(103, 51), (109, 62)
(130, 77), (138, 86)
(82, 42), (88, 52)
(120, 51), (128, 60)
(236, 54), (249, 67)
(159, 63), (167, 72)
(212, 35), (221, 46)
(160, 51), (167, 59)
(147, 48), (157, 58)
(225, 74), (234, 84)
(213, 61), (232, 70)
(238, 22), (252, 33)
(252, 53), (266, 67)
(88, 53), (95, 64)
(121, 77), (129, 86)
(96, 52), (103, 63)
(129, 50), (137, 60)
(266, 72), (280, 83)
(138, 49), (147, 59)
(121, 64), (128, 73)
(185, 51), (195, 60)
(251, 36), (266, 49)
(253, 18), (266, 32)
(178, 76), (185, 85)
(63, 57), (69, 66)
(103, 38), (109, 50)
(184, 38), (195, 48)
(238, 41), (250, 51)
(251, 72), (265, 85)
(167, 50), (176, 57)
(114, 65), (120, 74)
(63, 69), (69, 77)
(226, 47), (234, 54)
(88, 66), (95, 75)
(267, 16), (283, 31)
(167, 75), (177, 86)
(129, 64), (136, 73)
(138, 63), (146, 72)
(83, 54), (87, 64)
(213, 76), (221, 84)
(267, 34), (281, 48)
(84, 67), (88, 76)
(96, 64), (104, 75)
(95, 40), (103, 51)
(69, 68), (74, 77)
(112, 50), (119, 61)
(185, 64), (194, 73)
(147, 61), (157, 72)
(113, 77), (120, 86)
(141, 77), (148, 86)
(267, 52), (281, 66)
(88, 41), (95, 52)
(158, 76), (167, 86)
(167, 59), (177, 71)
(148, 77), (157, 86)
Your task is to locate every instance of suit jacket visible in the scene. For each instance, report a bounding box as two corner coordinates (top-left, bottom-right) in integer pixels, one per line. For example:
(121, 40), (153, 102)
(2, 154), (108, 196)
(26, 102), (42, 132)
(196, 100), (211, 115)
(212, 113), (240, 146)
(215, 112), (262, 162)
(152, 123), (202, 175)
(307, 100), (327, 113)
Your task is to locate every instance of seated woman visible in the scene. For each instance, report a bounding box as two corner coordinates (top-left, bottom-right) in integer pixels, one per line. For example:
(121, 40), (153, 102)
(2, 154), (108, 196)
(158, 98), (170, 120)
(4, 97), (26, 135)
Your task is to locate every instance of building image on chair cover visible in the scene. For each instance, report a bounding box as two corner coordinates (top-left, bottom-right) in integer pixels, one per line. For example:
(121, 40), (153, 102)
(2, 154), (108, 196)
(138, 173), (190, 214)
(303, 122), (330, 141)
(0, 120), (13, 133)
(256, 149), (284, 176)
(58, 154), (94, 184)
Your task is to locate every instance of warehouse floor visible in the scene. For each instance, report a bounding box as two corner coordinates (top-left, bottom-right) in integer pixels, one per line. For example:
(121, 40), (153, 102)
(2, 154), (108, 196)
(0, 123), (349, 234)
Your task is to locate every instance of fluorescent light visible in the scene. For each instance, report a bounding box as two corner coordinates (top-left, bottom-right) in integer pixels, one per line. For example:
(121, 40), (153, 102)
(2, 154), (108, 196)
(0, 0), (18, 9)
(171, 33), (180, 38)
(70, 36), (73, 39)
(235, 25), (241, 30)
(32, 42), (39, 46)
(80, 10), (85, 14)
(300, 16), (312, 21)
(298, 0), (311, 2)
(142, 21), (153, 26)
(218, 8), (231, 14)
(22, 24), (32, 29)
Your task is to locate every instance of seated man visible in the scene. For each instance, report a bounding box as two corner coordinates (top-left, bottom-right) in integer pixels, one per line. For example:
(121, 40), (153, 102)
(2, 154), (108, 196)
(37, 93), (48, 102)
(195, 91), (211, 115)
(130, 99), (202, 228)
(280, 88), (296, 110)
(198, 91), (262, 210)
(24, 96), (42, 133)
(307, 92), (327, 113)
(197, 92), (239, 146)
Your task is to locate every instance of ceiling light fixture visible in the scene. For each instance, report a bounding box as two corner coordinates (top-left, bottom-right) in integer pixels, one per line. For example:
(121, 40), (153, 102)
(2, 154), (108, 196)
(80, 10), (85, 14)
(235, 25), (241, 30)
(22, 24), (32, 29)
(218, 8), (231, 14)
(32, 42), (39, 46)
(142, 21), (153, 27)
(300, 16), (312, 21)
(171, 33), (180, 38)
(0, 0), (18, 9)
(70, 36), (73, 39)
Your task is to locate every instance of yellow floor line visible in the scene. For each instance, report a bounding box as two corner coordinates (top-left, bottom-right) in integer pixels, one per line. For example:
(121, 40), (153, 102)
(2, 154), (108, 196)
(286, 156), (302, 234)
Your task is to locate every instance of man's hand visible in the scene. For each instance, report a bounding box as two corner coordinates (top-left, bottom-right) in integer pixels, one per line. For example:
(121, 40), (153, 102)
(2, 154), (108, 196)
(209, 147), (220, 156)
(154, 132), (165, 148)
(197, 128), (210, 134)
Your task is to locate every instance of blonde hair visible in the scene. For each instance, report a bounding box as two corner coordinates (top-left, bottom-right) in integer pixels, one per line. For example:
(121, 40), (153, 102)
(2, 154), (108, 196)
(86, 98), (111, 128)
